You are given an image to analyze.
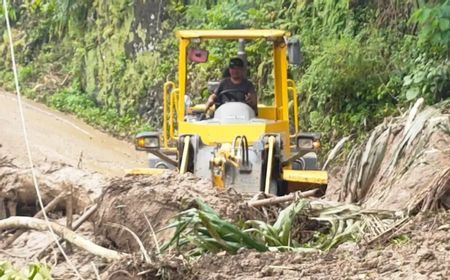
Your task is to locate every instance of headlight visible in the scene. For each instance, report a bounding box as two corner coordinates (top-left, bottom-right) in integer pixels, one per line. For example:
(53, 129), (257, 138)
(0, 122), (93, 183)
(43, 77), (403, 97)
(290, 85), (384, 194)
(297, 138), (313, 149)
(135, 132), (160, 151)
(296, 133), (320, 150)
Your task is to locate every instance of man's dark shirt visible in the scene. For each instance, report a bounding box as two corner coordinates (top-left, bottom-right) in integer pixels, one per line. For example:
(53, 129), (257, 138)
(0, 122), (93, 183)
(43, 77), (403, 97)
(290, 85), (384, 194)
(215, 78), (256, 113)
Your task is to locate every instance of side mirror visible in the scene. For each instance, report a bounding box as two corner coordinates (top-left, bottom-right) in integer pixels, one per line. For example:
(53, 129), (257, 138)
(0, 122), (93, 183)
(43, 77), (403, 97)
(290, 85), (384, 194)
(287, 38), (301, 65)
(188, 48), (208, 63)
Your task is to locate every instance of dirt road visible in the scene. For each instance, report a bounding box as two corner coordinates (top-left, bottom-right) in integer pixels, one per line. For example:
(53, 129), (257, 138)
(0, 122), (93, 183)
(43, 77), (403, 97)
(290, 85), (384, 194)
(0, 90), (147, 176)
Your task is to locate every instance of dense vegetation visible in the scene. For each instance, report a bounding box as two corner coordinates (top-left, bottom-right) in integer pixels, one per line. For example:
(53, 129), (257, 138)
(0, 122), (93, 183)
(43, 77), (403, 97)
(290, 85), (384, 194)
(1, 0), (449, 148)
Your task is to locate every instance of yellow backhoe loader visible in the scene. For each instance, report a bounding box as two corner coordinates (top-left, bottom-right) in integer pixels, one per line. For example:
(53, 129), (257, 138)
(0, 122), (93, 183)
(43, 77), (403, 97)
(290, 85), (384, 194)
(130, 29), (327, 196)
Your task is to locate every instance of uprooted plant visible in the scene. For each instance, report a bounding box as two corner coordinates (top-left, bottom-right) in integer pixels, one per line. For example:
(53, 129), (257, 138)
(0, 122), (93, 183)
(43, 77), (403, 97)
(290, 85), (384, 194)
(159, 198), (406, 256)
(0, 261), (52, 280)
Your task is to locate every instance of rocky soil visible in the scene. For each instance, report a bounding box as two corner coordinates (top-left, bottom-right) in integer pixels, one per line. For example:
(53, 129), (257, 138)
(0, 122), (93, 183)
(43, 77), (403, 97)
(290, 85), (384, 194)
(191, 212), (450, 280)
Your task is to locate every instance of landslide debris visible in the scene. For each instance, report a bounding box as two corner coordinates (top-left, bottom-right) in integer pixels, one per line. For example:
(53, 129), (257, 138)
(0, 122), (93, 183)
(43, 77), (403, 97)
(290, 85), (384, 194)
(190, 211), (450, 280)
(95, 172), (259, 253)
(1, 100), (449, 280)
(328, 98), (450, 212)
(0, 156), (105, 218)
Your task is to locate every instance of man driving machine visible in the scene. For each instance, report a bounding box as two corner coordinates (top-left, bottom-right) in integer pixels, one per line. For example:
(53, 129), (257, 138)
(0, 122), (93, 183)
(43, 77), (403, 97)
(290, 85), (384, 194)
(204, 57), (257, 116)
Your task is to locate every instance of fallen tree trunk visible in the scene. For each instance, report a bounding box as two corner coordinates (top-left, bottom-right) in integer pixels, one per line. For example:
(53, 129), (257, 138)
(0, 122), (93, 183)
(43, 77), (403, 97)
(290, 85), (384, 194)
(248, 189), (319, 208)
(1, 192), (67, 248)
(35, 203), (99, 259)
(0, 216), (126, 260)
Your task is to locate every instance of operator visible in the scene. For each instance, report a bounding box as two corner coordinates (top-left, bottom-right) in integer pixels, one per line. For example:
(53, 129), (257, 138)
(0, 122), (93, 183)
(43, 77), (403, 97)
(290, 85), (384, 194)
(204, 57), (257, 116)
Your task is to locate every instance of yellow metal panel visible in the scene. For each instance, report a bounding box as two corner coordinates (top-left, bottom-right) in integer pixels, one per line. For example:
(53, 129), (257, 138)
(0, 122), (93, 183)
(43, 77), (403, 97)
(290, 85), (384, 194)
(257, 106), (276, 119)
(178, 39), (189, 120)
(273, 41), (289, 122)
(178, 121), (289, 145)
(176, 30), (291, 40)
(163, 81), (175, 148)
(273, 40), (290, 154)
(212, 175), (224, 190)
(170, 89), (179, 140)
(282, 169), (328, 185)
(125, 168), (166, 175)
(187, 104), (207, 114)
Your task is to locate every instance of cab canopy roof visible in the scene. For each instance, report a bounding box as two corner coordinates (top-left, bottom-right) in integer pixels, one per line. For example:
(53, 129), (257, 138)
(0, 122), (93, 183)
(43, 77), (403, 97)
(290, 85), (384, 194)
(176, 29), (291, 40)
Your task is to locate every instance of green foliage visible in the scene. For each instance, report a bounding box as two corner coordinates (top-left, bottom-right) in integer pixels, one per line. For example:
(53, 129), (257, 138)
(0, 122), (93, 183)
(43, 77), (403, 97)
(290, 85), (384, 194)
(162, 199), (400, 255)
(160, 198), (268, 255)
(390, 234), (411, 246)
(0, 261), (52, 280)
(410, 0), (450, 53)
(246, 199), (312, 247)
(18, 64), (35, 82)
(48, 81), (152, 136)
(402, 54), (450, 102)
(299, 33), (396, 146)
(0, 1), (16, 22)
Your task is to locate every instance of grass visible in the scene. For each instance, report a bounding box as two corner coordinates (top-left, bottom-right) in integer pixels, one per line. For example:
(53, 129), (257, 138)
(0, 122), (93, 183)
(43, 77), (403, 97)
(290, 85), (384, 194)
(46, 84), (152, 137)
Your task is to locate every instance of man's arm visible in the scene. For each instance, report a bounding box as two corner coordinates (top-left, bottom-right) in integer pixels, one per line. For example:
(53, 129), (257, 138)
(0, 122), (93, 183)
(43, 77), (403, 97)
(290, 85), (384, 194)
(245, 82), (257, 108)
(204, 93), (216, 112)
(205, 79), (225, 112)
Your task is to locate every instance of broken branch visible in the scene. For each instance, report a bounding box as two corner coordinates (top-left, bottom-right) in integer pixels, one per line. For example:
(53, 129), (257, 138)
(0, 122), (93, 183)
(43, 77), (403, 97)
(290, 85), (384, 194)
(0, 216), (126, 260)
(248, 189), (318, 207)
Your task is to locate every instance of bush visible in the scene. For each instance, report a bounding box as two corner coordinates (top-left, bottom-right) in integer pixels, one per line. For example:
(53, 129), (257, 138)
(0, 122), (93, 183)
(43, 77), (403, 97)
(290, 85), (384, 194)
(299, 33), (396, 146)
(47, 82), (152, 137)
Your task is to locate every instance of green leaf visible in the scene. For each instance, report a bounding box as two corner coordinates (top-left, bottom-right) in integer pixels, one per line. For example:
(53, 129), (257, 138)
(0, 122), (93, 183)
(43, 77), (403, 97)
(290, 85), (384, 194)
(403, 75), (413, 86)
(439, 19), (450, 31)
(413, 71), (426, 83)
(406, 88), (420, 101)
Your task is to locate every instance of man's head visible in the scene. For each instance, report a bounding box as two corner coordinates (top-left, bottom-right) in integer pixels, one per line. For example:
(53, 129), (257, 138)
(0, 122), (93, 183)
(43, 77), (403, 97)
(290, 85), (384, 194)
(228, 57), (245, 80)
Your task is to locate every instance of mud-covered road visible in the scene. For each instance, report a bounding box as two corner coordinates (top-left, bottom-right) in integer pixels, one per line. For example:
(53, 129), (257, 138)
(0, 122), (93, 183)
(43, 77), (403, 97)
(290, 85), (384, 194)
(0, 90), (147, 176)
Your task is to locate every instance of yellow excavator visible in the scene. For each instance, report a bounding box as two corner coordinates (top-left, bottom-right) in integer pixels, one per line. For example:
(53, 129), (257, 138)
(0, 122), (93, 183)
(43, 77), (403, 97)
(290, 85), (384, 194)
(130, 29), (327, 196)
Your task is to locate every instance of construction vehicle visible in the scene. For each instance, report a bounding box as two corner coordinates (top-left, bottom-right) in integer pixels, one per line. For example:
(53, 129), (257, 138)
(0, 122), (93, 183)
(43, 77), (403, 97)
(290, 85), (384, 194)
(131, 29), (327, 195)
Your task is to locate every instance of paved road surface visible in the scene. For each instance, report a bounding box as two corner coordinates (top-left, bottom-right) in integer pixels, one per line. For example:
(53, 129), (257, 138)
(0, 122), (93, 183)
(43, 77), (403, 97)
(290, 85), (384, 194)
(0, 90), (147, 176)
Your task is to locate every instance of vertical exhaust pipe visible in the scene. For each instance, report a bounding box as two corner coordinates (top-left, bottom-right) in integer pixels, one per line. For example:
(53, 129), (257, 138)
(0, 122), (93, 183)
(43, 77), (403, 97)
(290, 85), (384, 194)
(237, 39), (246, 64)
(238, 39), (248, 77)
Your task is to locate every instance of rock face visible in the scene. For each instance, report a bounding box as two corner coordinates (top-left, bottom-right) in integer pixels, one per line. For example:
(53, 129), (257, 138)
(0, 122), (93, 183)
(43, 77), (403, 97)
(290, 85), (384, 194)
(125, 0), (165, 57)
(77, 1), (172, 128)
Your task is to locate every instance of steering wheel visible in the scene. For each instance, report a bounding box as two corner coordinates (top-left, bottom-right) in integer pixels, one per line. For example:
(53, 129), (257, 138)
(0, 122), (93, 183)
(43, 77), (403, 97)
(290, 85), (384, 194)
(215, 89), (247, 109)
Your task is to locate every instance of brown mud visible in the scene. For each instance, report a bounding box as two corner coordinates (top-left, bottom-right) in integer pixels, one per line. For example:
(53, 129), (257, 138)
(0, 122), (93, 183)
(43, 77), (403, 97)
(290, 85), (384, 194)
(0, 90), (147, 177)
(95, 172), (259, 253)
(191, 212), (450, 280)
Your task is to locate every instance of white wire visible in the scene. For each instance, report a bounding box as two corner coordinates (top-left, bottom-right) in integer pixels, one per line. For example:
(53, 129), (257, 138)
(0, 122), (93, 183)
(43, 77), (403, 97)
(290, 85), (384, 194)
(2, 1), (84, 279)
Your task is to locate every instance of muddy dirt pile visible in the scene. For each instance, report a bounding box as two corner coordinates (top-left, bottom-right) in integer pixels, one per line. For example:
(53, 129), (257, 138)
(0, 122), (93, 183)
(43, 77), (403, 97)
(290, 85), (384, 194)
(328, 99), (450, 212)
(95, 172), (258, 253)
(190, 211), (450, 280)
(0, 155), (106, 217)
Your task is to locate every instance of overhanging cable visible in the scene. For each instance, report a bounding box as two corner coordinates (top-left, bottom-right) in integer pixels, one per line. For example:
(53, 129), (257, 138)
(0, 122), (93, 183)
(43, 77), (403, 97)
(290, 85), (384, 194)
(2, 1), (84, 279)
